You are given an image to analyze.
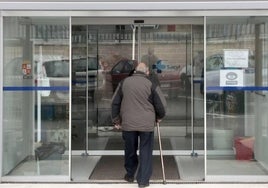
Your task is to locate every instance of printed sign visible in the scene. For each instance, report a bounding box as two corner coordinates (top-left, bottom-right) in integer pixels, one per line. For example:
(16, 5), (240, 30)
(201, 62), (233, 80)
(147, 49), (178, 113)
(220, 69), (244, 87)
(22, 63), (32, 79)
(224, 49), (249, 68)
(22, 63), (31, 74)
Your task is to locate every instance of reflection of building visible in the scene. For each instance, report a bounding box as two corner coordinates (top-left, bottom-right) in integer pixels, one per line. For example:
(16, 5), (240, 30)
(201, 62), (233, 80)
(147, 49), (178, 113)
(1, 0), (268, 186)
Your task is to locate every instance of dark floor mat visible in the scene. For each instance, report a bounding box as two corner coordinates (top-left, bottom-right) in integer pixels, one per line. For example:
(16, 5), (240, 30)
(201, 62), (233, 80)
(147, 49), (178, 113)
(89, 155), (180, 180)
(104, 137), (173, 150)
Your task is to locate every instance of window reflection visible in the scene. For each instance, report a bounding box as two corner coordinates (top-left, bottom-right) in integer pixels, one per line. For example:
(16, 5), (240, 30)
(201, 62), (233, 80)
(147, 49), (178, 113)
(206, 16), (268, 177)
(2, 17), (70, 177)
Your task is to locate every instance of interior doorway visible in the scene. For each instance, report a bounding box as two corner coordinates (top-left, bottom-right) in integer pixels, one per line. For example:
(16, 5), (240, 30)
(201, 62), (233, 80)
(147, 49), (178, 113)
(70, 18), (204, 182)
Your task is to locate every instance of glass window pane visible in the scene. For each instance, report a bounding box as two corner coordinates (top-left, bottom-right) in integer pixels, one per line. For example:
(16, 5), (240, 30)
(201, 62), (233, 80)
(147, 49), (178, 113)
(206, 16), (268, 177)
(2, 17), (70, 177)
(72, 23), (204, 181)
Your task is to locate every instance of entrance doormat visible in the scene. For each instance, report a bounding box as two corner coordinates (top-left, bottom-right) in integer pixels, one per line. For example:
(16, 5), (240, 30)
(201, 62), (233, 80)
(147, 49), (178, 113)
(89, 155), (180, 180)
(104, 137), (173, 150)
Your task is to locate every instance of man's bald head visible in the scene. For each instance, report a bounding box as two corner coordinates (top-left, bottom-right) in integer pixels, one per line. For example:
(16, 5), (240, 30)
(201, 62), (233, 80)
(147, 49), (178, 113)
(136, 62), (149, 75)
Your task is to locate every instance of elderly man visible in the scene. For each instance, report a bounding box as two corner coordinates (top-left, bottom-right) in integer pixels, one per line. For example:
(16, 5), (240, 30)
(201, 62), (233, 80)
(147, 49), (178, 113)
(111, 62), (167, 188)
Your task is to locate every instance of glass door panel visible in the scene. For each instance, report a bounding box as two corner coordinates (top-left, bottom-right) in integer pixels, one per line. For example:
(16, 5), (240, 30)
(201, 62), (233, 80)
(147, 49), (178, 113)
(139, 24), (204, 181)
(206, 16), (268, 179)
(71, 24), (204, 151)
(96, 25), (137, 151)
(139, 25), (192, 150)
(2, 17), (70, 179)
(71, 26), (99, 151)
(71, 25), (136, 152)
(71, 20), (204, 182)
(139, 24), (204, 151)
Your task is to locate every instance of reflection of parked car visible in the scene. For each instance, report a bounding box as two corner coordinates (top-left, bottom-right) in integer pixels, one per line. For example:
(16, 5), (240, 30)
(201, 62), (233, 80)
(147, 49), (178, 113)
(107, 58), (138, 92)
(41, 57), (106, 103)
(206, 54), (224, 96)
(206, 53), (255, 92)
(156, 60), (190, 97)
(205, 53), (254, 114)
(72, 57), (105, 102)
(106, 58), (189, 98)
(41, 59), (69, 103)
(5, 57), (70, 104)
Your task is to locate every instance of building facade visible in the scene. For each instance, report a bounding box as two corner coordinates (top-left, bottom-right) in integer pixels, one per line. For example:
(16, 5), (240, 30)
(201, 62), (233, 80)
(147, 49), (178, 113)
(1, 0), (268, 183)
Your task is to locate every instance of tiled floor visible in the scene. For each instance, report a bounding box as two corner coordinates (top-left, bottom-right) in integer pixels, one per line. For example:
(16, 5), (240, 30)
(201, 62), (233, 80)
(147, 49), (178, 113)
(7, 136), (268, 182)
(5, 129), (268, 184)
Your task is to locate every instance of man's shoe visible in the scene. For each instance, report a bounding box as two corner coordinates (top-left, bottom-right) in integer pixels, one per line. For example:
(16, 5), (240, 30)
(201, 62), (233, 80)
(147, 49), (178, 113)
(124, 174), (134, 183)
(138, 183), (149, 188)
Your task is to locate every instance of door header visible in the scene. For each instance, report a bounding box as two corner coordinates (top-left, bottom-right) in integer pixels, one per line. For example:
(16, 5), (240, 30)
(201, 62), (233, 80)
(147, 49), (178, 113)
(1, 1), (268, 11)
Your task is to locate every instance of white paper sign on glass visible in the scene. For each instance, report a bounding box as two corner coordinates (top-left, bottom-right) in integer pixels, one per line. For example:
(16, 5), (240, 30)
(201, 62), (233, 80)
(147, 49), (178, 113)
(224, 49), (249, 68)
(220, 69), (244, 87)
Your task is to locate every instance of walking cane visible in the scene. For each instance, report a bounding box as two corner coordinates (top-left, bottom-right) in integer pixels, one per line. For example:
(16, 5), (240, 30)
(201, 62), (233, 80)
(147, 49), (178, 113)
(156, 121), (166, 184)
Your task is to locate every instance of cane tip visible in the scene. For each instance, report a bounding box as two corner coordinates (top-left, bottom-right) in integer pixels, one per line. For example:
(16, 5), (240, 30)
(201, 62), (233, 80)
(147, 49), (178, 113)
(163, 180), (167, 184)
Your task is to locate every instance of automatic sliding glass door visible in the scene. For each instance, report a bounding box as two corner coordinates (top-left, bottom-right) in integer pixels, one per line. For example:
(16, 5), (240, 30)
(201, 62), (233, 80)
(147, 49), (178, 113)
(71, 19), (204, 182)
(71, 25), (136, 153)
(138, 24), (204, 181)
(71, 26), (99, 153)
(138, 24), (204, 152)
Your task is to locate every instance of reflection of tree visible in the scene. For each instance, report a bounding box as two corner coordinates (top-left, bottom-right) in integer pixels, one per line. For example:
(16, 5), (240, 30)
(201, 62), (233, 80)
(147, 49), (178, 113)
(206, 94), (222, 113)
(214, 58), (221, 66)
(226, 92), (237, 113)
(224, 91), (244, 114)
